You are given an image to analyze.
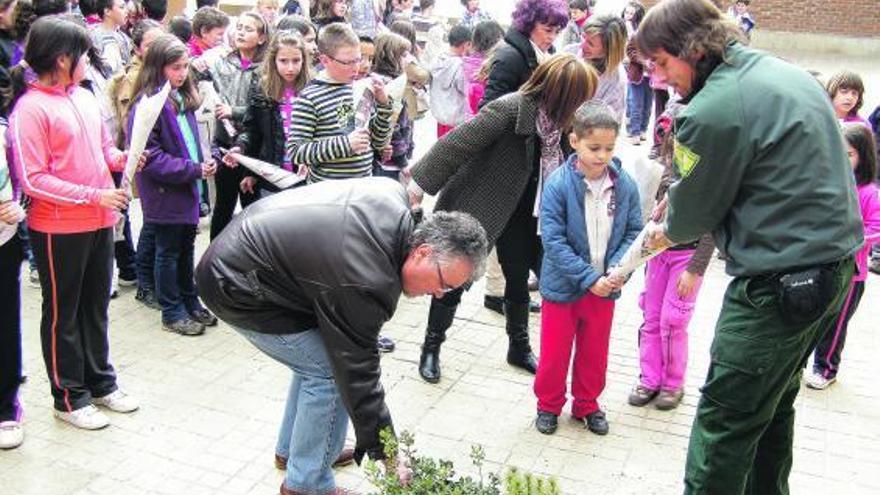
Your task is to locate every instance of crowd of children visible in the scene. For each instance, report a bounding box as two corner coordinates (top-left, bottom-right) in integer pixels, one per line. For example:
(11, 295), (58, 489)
(0, 0), (877, 477)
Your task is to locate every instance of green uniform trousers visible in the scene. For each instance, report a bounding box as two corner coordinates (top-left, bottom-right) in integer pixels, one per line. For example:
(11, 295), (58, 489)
(684, 258), (855, 495)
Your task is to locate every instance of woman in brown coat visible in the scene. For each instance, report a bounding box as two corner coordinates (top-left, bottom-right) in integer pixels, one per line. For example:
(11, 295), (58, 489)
(408, 53), (598, 382)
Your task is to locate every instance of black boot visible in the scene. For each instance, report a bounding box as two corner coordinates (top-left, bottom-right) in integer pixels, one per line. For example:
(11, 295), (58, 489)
(504, 301), (538, 374)
(419, 301), (457, 383)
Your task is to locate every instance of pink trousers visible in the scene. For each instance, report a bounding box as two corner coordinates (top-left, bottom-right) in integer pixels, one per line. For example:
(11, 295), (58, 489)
(638, 249), (703, 392)
(534, 293), (615, 418)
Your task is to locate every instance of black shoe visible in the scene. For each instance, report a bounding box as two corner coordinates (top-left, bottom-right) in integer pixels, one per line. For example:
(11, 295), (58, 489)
(199, 202), (211, 218)
(190, 309), (218, 327)
(583, 410), (609, 436)
(377, 335), (395, 353)
(504, 301), (538, 374)
(419, 349), (441, 383)
(535, 411), (558, 435)
(528, 299), (541, 313)
(163, 318), (205, 336)
(483, 295), (504, 314)
(135, 288), (161, 310)
(418, 301), (456, 384)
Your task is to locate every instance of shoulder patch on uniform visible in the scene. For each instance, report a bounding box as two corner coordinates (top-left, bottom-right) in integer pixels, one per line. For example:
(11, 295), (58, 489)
(673, 139), (701, 178)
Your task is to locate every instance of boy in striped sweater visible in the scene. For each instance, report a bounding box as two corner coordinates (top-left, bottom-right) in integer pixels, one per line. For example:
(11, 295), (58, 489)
(288, 22), (394, 183)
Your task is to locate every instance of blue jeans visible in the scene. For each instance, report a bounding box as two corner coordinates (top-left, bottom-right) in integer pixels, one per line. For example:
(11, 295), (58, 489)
(152, 224), (202, 323)
(136, 223), (156, 292)
(626, 78), (654, 136)
(234, 326), (348, 494)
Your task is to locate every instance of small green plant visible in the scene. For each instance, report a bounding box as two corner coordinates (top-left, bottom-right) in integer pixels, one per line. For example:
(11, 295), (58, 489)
(365, 429), (559, 495)
(505, 467), (562, 495)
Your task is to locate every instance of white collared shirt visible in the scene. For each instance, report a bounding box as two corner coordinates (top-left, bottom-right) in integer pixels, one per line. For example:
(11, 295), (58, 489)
(584, 171), (615, 273)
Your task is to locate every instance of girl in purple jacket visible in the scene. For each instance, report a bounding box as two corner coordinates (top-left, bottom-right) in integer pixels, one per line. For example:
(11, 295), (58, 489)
(129, 34), (218, 337)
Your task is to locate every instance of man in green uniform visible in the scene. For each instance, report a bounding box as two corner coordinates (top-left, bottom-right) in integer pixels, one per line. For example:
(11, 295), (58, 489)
(635, 1), (863, 494)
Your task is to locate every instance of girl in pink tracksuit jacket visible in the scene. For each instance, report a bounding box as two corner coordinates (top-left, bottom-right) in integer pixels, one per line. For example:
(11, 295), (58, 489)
(806, 123), (880, 390)
(10, 17), (139, 430)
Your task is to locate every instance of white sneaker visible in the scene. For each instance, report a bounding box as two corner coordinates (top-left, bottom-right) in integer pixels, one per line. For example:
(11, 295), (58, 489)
(0, 421), (24, 449)
(805, 372), (836, 390)
(54, 405), (110, 430)
(93, 389), (139, 413)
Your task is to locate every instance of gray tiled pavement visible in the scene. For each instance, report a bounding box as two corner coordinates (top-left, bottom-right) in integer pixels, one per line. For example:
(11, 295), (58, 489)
(4, 164), (880, 494)
(4, 47), (880, 495)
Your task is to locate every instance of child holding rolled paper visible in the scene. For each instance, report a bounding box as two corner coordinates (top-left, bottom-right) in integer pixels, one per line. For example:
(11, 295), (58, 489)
(534, 101), (642, 436)
(628, 102), (714, 411)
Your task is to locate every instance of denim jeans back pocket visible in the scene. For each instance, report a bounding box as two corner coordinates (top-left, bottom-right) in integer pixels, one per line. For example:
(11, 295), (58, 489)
(701, 327), (774, 414)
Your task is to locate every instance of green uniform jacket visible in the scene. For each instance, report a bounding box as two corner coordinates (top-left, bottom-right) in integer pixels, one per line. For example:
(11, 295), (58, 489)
(665, 43), (862, 276)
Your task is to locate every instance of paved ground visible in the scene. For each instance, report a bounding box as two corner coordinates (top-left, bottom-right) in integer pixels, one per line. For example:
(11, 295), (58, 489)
(3, 50), (880, 495)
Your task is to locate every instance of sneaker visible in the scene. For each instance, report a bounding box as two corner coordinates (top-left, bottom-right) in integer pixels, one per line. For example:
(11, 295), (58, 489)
(163, 318), (205, 336)
(628, 384), (659, 407)
(377, 335), (395, 353)
(110, 288), (119, 299)
(535, 411), (558, 435)
(0, 421), (24, 449)
(199, 202), (211, 218)
(528, 299), (541, 313)
(869, 257), (880, 275)
(628, 135), (641, 146)
(93, 389), (139, 413)
(805, 372), (836, 390)
(639, 132), (648, 142)
(583, 410), (609, 436)
(528, 273), (539, 291)
(135, 288), (161, 310)
(54, 404), (110, 430)
(28, 267), (40, 288)
(189, 308), (218, 327)
(118, 275), (138, 287)
(655, 389), (684, 410)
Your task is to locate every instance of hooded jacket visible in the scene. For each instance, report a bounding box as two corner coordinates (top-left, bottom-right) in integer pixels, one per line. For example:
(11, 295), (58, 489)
(428, 54), (470, 127)
(196, 177), (414, 463)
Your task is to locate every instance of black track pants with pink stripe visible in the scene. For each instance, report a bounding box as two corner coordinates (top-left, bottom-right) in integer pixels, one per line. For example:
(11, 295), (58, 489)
(29, 227), (118, 412)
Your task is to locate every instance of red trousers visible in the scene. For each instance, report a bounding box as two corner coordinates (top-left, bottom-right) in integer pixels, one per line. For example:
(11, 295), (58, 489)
(534, 293), (615, 418)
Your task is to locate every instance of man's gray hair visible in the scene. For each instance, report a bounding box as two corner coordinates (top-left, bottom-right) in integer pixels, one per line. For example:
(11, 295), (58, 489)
(410, 211), (488, 281)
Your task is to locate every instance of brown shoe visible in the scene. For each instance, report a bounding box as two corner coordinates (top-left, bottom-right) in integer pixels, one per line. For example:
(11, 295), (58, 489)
(275, 446), (356, 471)
(280, 484), (361, 495)
(627, 384), (659, 407)
(655, 389), (684, 410)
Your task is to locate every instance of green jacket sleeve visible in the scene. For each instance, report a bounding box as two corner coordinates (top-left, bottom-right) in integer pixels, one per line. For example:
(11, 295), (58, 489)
(665, 104), (751, 244)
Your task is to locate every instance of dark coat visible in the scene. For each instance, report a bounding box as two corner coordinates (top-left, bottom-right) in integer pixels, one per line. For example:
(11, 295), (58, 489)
(479, 27), (554, 108)
(411, 92), (540, 245)
(130, 99), (203, 225)
(235, 80), (287, 193)
(196, 177), (414, 463)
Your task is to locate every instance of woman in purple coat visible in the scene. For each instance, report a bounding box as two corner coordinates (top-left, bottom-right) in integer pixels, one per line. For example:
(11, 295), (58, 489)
(129, 35), (218, 337)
